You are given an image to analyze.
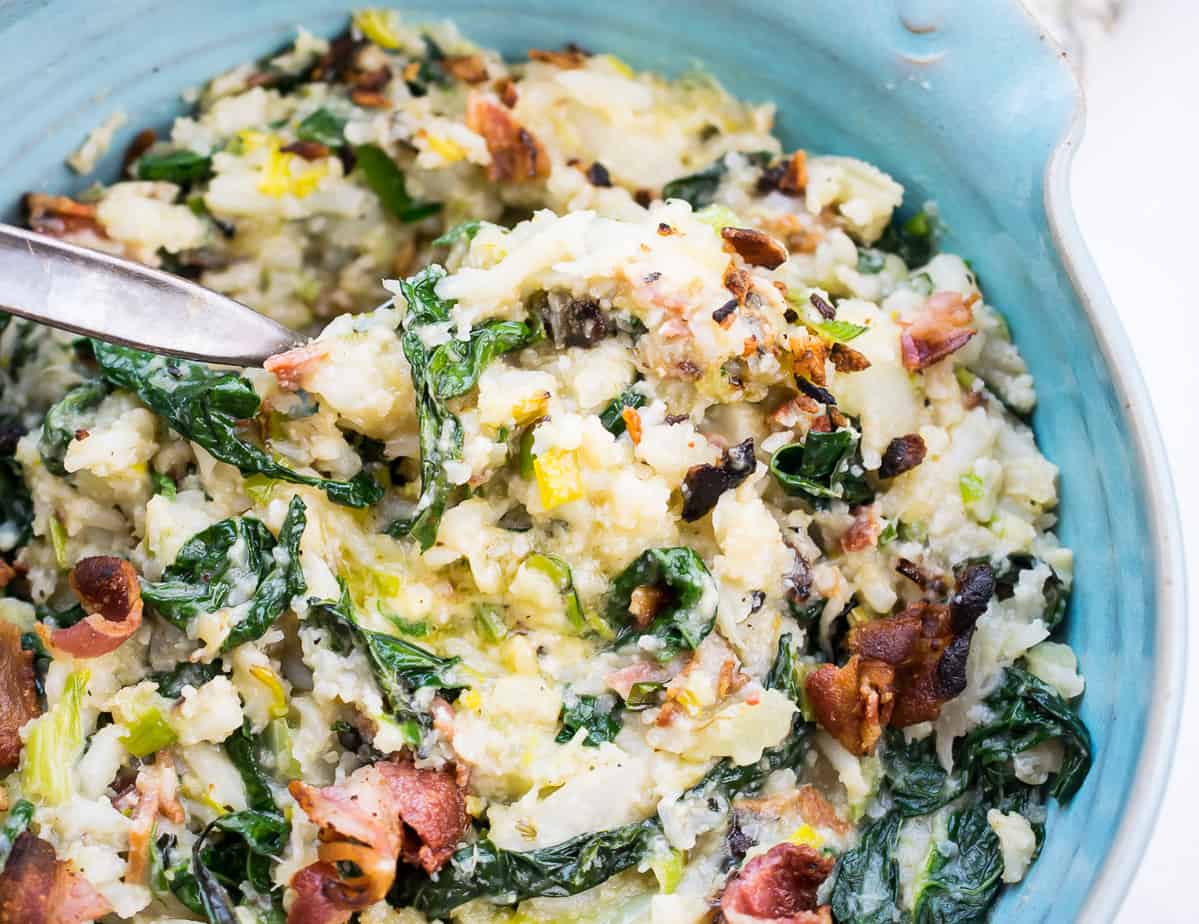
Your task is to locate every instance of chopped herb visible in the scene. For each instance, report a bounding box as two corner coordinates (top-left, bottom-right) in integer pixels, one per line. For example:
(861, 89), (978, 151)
(814, 319), (869, 343)
(135, 149), (213, 185)
(432, 219), (483, 247)
(556, 692), (623, 746)
(295, 107), (346, 147)
(355, 144), (441, 222)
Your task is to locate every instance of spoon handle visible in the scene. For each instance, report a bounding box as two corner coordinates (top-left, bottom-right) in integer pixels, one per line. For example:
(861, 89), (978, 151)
(0, 223), (302, 366)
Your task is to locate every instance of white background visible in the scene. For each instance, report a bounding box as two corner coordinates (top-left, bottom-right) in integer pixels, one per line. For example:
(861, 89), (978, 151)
(1064, 0), (1198, 919)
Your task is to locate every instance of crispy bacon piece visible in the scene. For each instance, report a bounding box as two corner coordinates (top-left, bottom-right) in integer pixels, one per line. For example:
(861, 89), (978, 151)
(49, 557), (142, 658)
(288, 862), (354, 924)
(528, 46), (588, 69)
(264, 343), (329, 391)
(900, 290), (976, 371)
(125, 756), (185, 886)
(829, 342), (871, 373)
(466, 94), (550, 183)
(721, 843), (834, 924)
(805, 655), (895, 756)
(289, 760), (468, 917)
(281, 140), (331, 161)
(494, 76), (519, 108)
(628, 585), (667, 629)
(0, 833), (110, 924)
(789, 329), (830, 386)
(0, 561), (15, 591)
(840, 503), (883, 553)
(23, 193), (106, 240)
(0, 624), (38, 773)
(722, 227), (789, 270)
(443, 54), (489, 84)
(121, 128), (157, 172)
(878, 433), (926, 479)
(736, 785), (851, 837)
(723, 264), (754, 304)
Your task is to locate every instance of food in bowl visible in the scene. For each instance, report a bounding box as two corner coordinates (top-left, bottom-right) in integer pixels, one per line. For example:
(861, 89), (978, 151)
(0, 9), (1090, 923)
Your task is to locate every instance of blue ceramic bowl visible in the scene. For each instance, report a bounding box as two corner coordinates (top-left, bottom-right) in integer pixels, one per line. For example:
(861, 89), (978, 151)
(0, 1), (1184, 920)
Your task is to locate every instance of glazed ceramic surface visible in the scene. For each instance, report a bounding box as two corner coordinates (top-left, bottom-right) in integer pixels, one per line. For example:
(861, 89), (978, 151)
(0, 1), (1183, 920)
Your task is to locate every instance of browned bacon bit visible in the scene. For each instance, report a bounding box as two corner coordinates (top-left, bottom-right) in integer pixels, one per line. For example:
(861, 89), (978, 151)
(604, 661), (671, 699)
(796, 376), (835, 406)
(629, 585), (667, 628)
(878, 433), (926, 479)
(723, 264), (754, 304)
(494, 76), (519, 108)
(841, 503), (883, 553)
(121, 128), (157, 173)
(289, 760), (468, 919)
(827, 407), (848, 430)
(126, 756), (182, 885)
(466, 94), (551, 182)
(264, 343), (330, 391)
(681, 438), (756, 522)
(712, 298), (738, 328)
(47, 558), (143, 659)
(721, 226), (789, 270)
(809, 292), (836, 320)
(0, 624), (38, 773)
(779, 150), (808, 195)
(900, 290), (976, 371)
(311, 31), (364, 83)
(585, 162), (612, 187)
(789, 330), (829, 386)
(721, 842), (834, 924)
(805, 655), (896, 756)
(288, 863), (355, 924)
(830, 342), (871, 373)
(351, 89), (390, 108)
(736, 785), (851, 837)
(634, 188), (653, 208)
(657, 221), (675, 236)
(282, 140), (331, 161)
(443, 54), (489, 84)
(23, 193), (105, 239)
(528, 45), (589, 68)
(0, 561), (14, 591)
(0, 833), (111, 924)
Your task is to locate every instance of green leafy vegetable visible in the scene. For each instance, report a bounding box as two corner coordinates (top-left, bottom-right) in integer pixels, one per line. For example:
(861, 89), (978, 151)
(38, 379), (109, 476)
(92, 341), (381, 507)
(814, 319), (869, 343)
(660, 151), (771, 209)
(141, 496), (307, 652)
(355, 144), (441, 222)
(0, 454), (32, 555)
(599, 385), (647, 435)
(993, 554), (1069, 631)
(295, 107), (346, 147)
(0, 800), (34, 872)
(829, 811), (904, 924)
(432, 219), (483, 247)
(556, 693), (623, 746)
(136, 149), (213, 185)
(877, 204), (942, 268)
(624, 680), (664, 710)
(225, 722), (277, 813)
(184, 810), (289, 924)
(769, 429), (874, 507)
(386, 266), (541, 548)
(152, 471), (177, 498)
(882, 728), (969, 817)
(148, 661), (223, 698)
(604, 547), (717, 660)
(764, 633), (802, 703)
(958, 667), (1091, 801)
(307, 586), (462, 733)
(525, 553), (584, 630)
(912, 803), (1003, 924)
(391, 818), (661, 917)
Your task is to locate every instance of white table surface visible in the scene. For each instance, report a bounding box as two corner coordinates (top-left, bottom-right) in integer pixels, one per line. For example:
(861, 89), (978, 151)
(1066, 0), (1198, 919)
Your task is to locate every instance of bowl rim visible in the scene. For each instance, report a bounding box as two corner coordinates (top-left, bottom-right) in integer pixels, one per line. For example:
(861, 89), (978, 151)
(1025, 9), (1189, 921)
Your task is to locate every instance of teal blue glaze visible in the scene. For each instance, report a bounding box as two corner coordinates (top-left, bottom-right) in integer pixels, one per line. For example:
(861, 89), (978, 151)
(0, 2), (1183, 920)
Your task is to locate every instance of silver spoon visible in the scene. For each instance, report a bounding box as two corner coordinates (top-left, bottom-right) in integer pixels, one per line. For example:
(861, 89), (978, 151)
(0, 223), (303, 366)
